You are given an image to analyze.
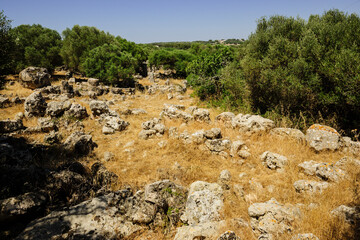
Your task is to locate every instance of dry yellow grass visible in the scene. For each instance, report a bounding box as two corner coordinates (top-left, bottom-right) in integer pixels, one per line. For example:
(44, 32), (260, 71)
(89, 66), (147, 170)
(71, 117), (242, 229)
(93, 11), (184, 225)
(1, 78), (359, 239)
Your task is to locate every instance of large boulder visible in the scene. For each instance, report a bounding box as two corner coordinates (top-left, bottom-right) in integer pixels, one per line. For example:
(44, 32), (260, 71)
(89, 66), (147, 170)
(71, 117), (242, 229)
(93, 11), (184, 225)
(298, 160), (346, 182)
(181, 181), (224, 225)
(205, 139), (231, 153)
(65, 103), (88, 120)
(248, 198), (300, 239)
(305, 124), (341, 151)
(24, 92), (47, 117)
(231, 114), (274, 134)
(215, 112), (235, 128)
(193, 108), (211, 123)
(46, 101), (72, 117)
(15, 192), (143, 240)
(19, 67), (51, 89)
(331, 205), (360, 224)
(270, 128), (305, 142)
(160, 104), (193, 122)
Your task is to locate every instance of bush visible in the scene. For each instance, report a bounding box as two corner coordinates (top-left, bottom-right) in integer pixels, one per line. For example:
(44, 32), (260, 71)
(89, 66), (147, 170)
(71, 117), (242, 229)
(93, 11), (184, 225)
(60, 25), (114, 71)
(10, 24), (62, 72)
(0, 10), (15, 75)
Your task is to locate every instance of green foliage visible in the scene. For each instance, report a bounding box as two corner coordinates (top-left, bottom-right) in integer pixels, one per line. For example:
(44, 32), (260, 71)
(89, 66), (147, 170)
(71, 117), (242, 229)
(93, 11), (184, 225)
(11, 24), (62, 71)
(82, 43), (137, 85)
(0, 10), (15, 75)
(60, 25), (114, 71)
(240, 10), (360, 131)
(148, 49), (195, 77)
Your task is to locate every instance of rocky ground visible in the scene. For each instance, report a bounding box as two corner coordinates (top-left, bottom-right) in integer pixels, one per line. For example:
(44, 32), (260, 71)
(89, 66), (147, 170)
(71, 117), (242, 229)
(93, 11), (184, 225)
(0, 67), (360, 239)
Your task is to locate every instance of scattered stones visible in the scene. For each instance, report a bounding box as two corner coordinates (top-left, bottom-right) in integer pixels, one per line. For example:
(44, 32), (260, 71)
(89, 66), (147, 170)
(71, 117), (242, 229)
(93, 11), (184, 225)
(270, 128), (305, 142)
(231, 114), (275, 134)
(160, 104), (193, 122)
(230, 140), (251, 158)
(293, 180), (329, 193)
(139, 118), (165, 139)
(306, 124), (341, 151)
(24, 92), (47, 117)
(260, 151), (288, 170)
(89, 100), (109, 116)
(102, 116), (129, 134)
(248, 198), (300, 239)
(19, 67), (51, 89)
(181, 181), (223, 224)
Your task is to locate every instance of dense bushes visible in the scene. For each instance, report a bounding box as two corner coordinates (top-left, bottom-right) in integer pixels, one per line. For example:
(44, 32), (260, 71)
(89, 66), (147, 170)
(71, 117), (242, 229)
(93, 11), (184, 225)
(148, 49), (195, 78)
(10, 24), (62, 72)
(60, 25), (114, 71)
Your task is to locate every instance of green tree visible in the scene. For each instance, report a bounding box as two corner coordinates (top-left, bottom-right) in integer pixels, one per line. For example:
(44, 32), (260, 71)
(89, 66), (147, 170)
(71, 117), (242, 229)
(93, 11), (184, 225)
(11, 24), (62, 71)
(60, 25), (114, 71)
(0, 10), (15, 75)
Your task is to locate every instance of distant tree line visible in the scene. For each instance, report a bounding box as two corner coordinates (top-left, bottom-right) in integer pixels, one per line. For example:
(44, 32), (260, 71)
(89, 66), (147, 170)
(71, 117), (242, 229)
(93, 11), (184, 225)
(0, 9), (359, 134)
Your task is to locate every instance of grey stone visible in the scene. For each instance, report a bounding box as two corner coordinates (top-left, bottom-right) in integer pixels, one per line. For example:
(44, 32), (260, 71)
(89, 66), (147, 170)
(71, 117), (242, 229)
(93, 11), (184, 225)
(217, 231), (241, 240)
(260, 151), (288, 170)
(160, 104), (193, 122)
(37, 117), (57, 132)
(293, 180), (329, 193)
(60, 80), (74, 97)
(290, 233), (320, 240)
(64, 132), (96, 155)
(174, 221), (226, 240)
(44, 130), (62, 144)
(102, 116), (129, 134)
(232, 114), (274, 134)
(46, 101), (68, 117)
(331, 205), (360, 224)
(248, 198), (300, 239)
(65, 103), (88, 119)
(19, 67), (51, 89)
(24, 92), (47, 117)
(298, 161), (346, 182)
(204, 128), (222, 139)
(215, 112), (235, 127)
(0, 96), (10, 108)
(89, 100), (109, 116)
(205, 139), (231, 152)
(181, 181), (223, 224)
(270, 128), (305, 142)
(305, 124), (341, 151)
(193, 108), (211, 123)
(87, 78), (99, 86)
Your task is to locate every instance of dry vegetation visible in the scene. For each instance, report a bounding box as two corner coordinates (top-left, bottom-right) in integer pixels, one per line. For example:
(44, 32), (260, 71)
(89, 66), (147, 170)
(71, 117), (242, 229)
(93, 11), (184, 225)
(0, 77), (359, 240)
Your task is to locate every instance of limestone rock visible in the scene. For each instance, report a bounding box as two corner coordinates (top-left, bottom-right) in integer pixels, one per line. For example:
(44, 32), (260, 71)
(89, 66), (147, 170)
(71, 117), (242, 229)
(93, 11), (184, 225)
(139, 118), (165, 139)
(331, 205), (360, 224)
(290, 233), (320, 240)
(19, 67), (51, 89)
(260, 151), (288, 170)
(293, 180), (329, 193)
(181, 181), (223, 224)
(37, 117), (57, 132)
(231, 114), (275, 134)
(270, 128), (305, 142)
(44, 131), (62, 144)
(160, 104), (193, 122)
(215, 112), (235, 127)
(248, 198), (300, 239)
(205, 139), (231, 153)
(60, 80), (74, 97)
(102, 116), (129, 134)
(174, 221), (226, 240)
(24, 92), (47, 117)
(193, 108), (211, 123)
(204, 128), (222, 139)
(87, 78), (99, 86)
(89, 100), (109, 116)
(298, 161), (346, 182)
(65, 103), (88, 119)
(46, 101), (71, 117)
(217, 231), (241, 240)
(306, 124), (341, 151)
(64, 132), (96, 155)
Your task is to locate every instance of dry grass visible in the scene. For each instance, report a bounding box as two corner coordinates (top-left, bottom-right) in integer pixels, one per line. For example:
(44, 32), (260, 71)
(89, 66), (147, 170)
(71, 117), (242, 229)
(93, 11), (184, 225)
(1, 78), (359, 239)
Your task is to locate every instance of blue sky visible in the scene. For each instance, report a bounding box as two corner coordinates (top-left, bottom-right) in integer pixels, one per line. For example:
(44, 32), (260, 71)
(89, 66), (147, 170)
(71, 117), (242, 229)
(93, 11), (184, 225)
(2, 0), (360, 43)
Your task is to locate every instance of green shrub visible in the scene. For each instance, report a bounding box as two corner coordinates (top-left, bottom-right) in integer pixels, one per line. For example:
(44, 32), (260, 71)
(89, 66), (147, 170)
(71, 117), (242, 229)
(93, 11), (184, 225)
(0, 10), (15, 75)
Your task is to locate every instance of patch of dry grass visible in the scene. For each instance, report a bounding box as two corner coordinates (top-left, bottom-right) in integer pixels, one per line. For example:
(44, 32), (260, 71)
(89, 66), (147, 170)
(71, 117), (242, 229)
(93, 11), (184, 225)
(1, 78), (359, 239)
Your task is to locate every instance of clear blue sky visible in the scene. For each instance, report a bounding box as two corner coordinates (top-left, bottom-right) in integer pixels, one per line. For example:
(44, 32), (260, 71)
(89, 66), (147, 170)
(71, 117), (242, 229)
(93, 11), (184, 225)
(2, 0), (360, 43)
